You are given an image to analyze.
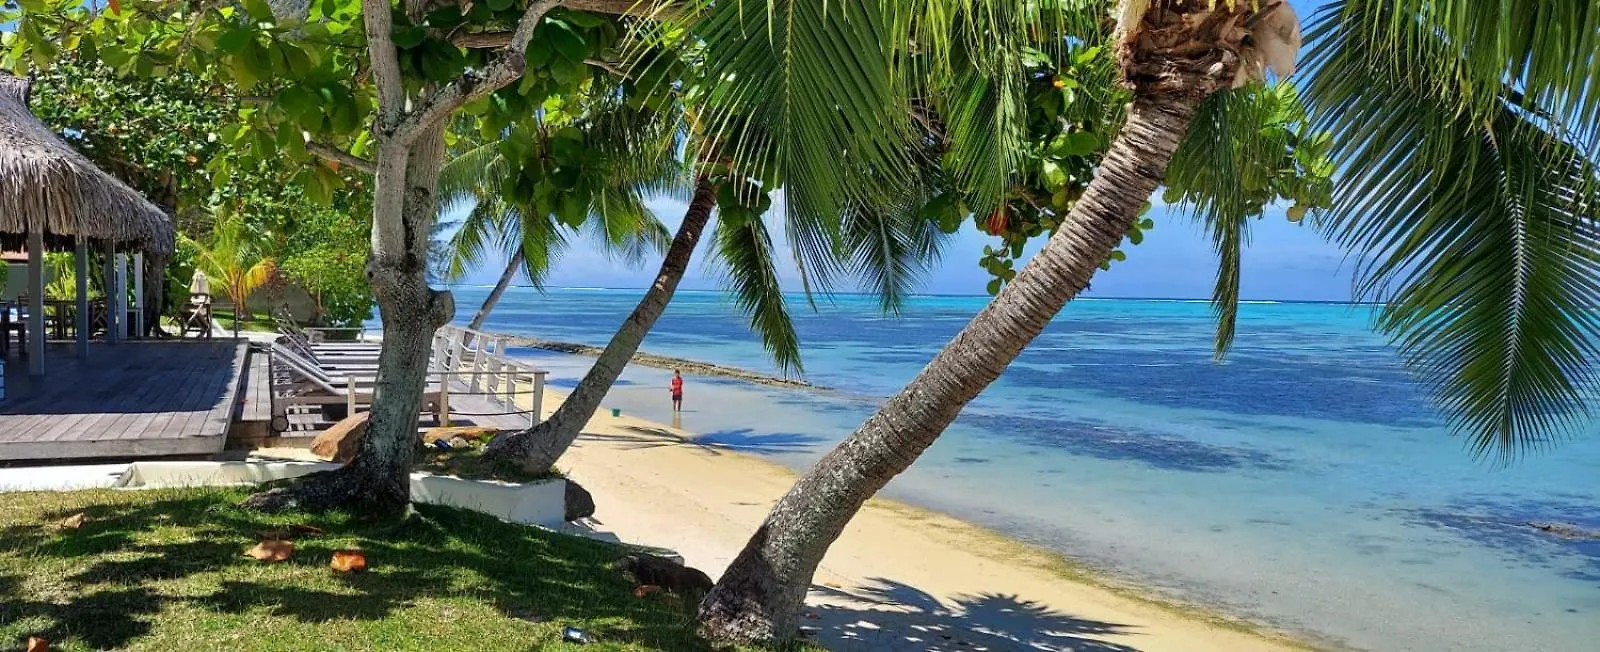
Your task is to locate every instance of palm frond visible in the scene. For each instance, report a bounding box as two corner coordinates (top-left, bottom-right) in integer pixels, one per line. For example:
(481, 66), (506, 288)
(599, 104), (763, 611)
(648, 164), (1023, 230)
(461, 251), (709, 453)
(654, 0), (917, 294)
(1321, 0), (1600, 157)
(1304, 3), (1600, 461)
(437, 141), (506, 212)
(445, 197), (514, 283)
(1166, 85), (1307, 358)
(709, 211), (804, 375)
(517, 209), (569, 290)
(841, 197), (949, 315)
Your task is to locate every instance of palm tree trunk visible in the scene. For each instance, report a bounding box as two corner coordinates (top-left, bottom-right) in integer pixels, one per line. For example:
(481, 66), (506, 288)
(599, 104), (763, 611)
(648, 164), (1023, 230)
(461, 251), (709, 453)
(697, 91), (1207, 643)
(462, 249), (525, 347)
(484, 177), (718, 473)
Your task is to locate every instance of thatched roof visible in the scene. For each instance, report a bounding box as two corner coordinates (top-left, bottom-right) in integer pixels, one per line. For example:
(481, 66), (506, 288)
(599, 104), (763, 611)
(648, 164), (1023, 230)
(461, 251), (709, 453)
(0, 73), (175, 255)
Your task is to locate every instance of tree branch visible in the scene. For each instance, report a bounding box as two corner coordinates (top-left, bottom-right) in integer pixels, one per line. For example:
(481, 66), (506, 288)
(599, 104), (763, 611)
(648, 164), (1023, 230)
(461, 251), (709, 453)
(362, 0), (406, 126)
(307, 142), (376, 174)
(391, 0), (564, 146)
(563, 0), (683, 18)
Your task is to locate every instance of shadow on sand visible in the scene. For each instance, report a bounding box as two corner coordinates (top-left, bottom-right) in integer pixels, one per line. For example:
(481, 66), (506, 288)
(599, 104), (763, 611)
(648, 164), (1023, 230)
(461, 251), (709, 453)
(804, 578), (1142, 651)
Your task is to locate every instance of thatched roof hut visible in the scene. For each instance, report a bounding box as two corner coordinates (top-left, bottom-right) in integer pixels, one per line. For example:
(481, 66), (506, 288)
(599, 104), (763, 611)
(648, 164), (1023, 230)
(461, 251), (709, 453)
(0, 73), (174, 255)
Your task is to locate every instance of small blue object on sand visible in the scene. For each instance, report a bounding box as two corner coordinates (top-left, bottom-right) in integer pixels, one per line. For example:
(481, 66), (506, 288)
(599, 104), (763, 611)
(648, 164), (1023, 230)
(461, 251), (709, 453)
(432, 439), (452, 450)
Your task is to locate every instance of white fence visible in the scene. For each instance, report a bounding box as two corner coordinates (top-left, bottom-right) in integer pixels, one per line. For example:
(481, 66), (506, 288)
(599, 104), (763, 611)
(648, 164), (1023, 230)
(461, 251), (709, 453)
(431, 325), (546, 428)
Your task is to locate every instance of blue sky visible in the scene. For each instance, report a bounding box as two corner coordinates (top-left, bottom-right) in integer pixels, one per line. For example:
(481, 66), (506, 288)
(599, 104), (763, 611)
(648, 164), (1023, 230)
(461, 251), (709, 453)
(450, 193), (1359, 301)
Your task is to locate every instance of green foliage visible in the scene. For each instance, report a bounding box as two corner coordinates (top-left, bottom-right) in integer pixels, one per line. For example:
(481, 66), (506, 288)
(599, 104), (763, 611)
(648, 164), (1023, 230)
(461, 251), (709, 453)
(1164, 83), (1335, 357)
(1303, 0), (1600, 460)
(182, 217), (275, 319)
(279, 209), (373, 326)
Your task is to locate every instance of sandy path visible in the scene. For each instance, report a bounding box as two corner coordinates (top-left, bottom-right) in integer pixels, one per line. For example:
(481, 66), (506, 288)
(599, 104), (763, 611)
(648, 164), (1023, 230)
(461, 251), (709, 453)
(548, 391), (1307, 652)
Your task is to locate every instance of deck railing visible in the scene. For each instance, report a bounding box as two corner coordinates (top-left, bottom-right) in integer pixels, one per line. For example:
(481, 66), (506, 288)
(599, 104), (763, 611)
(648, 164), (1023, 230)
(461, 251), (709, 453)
(431, 325), (546, 428)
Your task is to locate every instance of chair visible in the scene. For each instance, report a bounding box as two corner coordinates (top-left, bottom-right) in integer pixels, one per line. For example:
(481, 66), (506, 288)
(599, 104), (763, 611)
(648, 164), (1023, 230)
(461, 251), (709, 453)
(181, 293), (213, 339)
(269, 343), (443, 431)
(0, 302), (24, 357)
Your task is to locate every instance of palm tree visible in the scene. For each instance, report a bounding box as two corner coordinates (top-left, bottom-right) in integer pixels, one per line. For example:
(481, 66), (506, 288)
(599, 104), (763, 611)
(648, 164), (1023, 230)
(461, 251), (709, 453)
(183, 216), (275, 338)
(435, 110), (678, 342)
(686, 0), (1600, 643)
(481, 43), (956, 475)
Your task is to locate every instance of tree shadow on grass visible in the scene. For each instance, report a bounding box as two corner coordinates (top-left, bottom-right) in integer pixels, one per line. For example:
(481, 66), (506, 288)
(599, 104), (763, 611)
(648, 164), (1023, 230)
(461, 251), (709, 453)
(806, 578), (1142, 652)
(0, 573), (162, 650)
(0, 490), (711, 650)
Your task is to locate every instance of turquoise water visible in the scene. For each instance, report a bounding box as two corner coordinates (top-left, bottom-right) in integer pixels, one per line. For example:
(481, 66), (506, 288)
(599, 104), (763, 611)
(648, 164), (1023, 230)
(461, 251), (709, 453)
(443, 287), (1600, 651)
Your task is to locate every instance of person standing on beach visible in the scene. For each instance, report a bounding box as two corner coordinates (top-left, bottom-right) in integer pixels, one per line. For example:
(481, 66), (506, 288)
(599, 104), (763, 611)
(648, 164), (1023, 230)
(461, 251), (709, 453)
(670, 370), (684, 412)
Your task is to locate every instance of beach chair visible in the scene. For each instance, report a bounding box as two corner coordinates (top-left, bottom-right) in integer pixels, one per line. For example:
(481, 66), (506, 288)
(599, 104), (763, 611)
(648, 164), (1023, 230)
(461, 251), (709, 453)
(269, 344), (443, 431)
(272, 306), (378, 349)
(180, 293), (213, 339)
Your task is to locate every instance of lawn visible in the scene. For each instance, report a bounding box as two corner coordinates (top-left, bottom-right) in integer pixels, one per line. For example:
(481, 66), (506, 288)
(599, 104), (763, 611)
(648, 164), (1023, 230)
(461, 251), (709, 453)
(0, 487), (728, 651)
(211, 309), (275, 334)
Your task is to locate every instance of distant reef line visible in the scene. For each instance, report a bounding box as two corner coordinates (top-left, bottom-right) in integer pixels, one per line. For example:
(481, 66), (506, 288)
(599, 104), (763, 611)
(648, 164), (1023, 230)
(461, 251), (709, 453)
(502, 336), (830, 391)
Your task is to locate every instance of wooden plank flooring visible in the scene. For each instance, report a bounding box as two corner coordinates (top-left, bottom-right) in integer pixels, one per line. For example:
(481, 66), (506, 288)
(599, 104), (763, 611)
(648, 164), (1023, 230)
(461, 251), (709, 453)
(0, 341), (247, 460)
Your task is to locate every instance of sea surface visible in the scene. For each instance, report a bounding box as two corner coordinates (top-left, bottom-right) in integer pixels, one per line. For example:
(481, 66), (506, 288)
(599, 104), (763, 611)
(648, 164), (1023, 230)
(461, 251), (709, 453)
(444, 286), (1600, 651)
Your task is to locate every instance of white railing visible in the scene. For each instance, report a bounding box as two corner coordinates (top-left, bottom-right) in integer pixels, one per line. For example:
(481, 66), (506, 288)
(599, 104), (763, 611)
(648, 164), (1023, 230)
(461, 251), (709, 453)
(431, 325), (546, 428)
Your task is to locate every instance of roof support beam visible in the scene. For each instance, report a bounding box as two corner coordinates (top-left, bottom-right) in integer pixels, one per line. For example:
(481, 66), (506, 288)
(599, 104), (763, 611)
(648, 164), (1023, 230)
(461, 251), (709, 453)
(75, 237), (88, 359)
(26, 229), (43, 375)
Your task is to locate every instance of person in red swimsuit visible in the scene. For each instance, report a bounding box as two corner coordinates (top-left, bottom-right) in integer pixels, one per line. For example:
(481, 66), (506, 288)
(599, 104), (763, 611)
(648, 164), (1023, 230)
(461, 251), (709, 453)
(670, 370), (684, 412)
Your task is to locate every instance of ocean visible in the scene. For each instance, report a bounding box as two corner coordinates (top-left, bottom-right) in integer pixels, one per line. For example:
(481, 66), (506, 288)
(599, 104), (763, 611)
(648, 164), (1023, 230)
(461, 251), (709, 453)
(441, 286), (1600, 651)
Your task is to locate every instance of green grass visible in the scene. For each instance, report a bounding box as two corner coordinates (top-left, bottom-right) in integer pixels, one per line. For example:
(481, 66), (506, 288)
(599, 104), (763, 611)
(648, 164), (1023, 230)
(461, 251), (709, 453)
(0, 487), (739, 651)
(212, 310), (276, 334)
(414, 445), (562, 484)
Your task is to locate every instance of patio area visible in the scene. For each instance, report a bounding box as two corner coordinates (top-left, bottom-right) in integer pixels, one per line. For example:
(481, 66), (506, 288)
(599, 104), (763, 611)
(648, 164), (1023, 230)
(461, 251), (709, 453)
(0, 341), (248, 461)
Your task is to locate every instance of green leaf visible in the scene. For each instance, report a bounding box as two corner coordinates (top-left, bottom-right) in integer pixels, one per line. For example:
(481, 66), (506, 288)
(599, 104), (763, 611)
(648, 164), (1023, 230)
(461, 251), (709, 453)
(216, 27), (252, 54)
(392, 25), (427, 49)
(544, 19), (588, 63)
(986, 278), (1001, 295)
(241, 0), (275, 21)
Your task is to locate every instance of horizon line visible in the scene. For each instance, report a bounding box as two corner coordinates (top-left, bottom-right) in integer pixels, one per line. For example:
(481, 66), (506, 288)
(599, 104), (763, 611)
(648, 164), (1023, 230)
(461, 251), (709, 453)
(442, 283), (1375, 306)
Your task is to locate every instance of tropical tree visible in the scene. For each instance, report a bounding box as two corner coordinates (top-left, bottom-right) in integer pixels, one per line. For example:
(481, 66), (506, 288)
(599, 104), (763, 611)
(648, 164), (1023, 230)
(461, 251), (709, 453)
(184, 216), (275, 337)
(3, 0), (681, 514)
(436, 94), (680, 339)
(685, 0), (1600, 643)
(480, 29), (960, 475)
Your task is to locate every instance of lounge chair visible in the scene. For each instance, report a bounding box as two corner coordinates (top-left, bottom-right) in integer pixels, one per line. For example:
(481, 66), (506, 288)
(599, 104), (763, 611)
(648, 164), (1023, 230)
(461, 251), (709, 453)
(269, 344), (444, 431)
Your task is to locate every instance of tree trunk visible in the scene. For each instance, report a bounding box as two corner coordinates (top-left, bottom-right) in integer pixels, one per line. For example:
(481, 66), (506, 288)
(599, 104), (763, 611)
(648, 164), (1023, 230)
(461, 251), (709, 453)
(483, 177), (718, 473)
(697, 91), (1208, 643)
(143, 254), (165, 338)
(462, 248), (525, 346)
(244, 123), (454, 517)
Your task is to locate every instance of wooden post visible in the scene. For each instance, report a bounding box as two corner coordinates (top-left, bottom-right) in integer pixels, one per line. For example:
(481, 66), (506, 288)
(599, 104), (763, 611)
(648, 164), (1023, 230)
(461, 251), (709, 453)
(448, 330), (466, 385)
(438, 372), (451, 427)
(102, 241), (118, 345)
(430, 330), (446, 372)
(531, 371), (544, 426)
(346, 376), (357, 416)
(132, 252), (144, 339)
(74, 237), (89, 360)
(468, 333), (487, 395)
(26, 229), (44, 376)
(114, 253), (128, 342)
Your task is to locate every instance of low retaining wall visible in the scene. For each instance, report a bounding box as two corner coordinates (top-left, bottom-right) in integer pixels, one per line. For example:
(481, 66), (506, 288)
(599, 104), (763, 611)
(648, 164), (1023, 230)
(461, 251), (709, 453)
(113, 461), (568, 527)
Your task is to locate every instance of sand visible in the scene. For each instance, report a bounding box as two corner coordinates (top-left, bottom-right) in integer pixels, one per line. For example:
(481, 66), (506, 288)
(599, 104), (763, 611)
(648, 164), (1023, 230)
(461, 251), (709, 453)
(543, 390), (1309, 652)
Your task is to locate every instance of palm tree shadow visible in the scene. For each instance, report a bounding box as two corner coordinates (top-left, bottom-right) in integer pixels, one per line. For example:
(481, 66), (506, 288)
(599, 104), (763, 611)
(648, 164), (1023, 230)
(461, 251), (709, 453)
(806, 577), (1142, 651)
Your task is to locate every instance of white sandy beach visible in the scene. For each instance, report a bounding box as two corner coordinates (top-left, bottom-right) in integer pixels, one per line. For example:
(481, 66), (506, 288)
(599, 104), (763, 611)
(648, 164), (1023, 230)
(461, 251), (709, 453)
(541, 389), (1309, 652)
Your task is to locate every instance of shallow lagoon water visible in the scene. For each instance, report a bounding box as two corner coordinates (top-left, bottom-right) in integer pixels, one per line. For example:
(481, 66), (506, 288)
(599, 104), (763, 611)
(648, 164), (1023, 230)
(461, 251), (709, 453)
(444, 287), (1600, 651)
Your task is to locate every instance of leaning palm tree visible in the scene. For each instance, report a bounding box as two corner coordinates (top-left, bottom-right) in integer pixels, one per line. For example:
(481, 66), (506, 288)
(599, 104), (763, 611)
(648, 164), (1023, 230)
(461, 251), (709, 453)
(482, 42), (956, 475)
(436, 110), (679, 340)
(684, 0), (1600, 643)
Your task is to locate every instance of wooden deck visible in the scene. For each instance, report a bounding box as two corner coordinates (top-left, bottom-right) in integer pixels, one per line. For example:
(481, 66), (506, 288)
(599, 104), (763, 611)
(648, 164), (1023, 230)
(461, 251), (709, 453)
(0, 341), (248, 461)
